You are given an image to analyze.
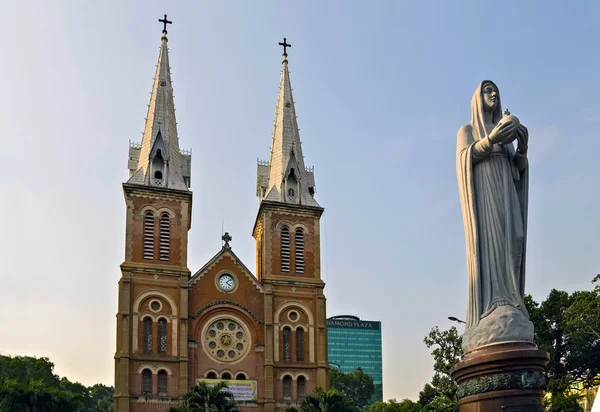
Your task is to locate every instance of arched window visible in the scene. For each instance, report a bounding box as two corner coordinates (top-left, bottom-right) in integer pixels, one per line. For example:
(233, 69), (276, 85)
(143, 212), (155, 260)
(283, 327), (292, 361)
(206, 372), (217, 379)
(282, 376), (292, 400)
(281, 226), (290, 272)
(221, 372), (232, 380)
(157, 370), (168, 397)
(143, 318), (153, 353)
(295, 228), (304, 273)
(158, 318), (167, 354)
(159, 213), (170, 261)
(236, 373), (247, 380)
(296, 328), (304, 361)
(141, 369), (152, 396)
(154, 170), (163, 179)
(297, 376), (306, 399)
(288, 188), (295, 196)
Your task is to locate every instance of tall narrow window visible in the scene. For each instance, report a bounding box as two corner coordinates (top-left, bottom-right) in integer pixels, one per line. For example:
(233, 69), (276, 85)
(283, 327), (292, 361)
(295, 228), (304, 273)
(157, 370), (168, 397)
(158, 318), (167, 354)
(142, 369), (152, 396)
(159, 213), (170, 261)
(143, 318), (153, 353)
(143, 212), (155, 260)
(283, 376), (292, 400)
(296, 328), (304, 361)
(297, 376), (306, 399)
(281, 226), (290, 272)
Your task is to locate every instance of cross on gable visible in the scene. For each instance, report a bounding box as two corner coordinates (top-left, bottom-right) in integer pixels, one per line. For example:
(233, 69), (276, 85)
(159, 14), (172, 34)
(222, 232), (232, 248)
(279, 38), (291, 56)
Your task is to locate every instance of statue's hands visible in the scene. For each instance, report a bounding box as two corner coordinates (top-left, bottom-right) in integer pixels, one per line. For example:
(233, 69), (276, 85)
(488, 120), (516, 145)
(516, 124), (528, 153)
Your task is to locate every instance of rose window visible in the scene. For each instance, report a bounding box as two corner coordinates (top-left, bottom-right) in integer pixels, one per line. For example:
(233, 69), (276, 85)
(204, 319), (249, 363)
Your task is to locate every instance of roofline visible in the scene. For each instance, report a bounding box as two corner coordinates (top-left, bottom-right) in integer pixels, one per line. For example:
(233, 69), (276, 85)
(189, 246), (264, 292)
(327, 315), (361, 321)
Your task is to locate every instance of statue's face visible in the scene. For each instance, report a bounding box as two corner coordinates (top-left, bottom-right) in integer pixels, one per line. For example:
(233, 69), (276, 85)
(482, 83), (498, 112)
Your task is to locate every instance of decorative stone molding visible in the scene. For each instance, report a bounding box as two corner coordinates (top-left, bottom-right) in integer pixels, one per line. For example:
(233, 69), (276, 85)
(190, 300), (264, 325)
(456, 371), (546, 399)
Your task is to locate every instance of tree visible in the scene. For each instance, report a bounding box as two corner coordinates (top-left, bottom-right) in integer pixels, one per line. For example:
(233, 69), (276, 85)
(564, 274), (600, 390)
(524, 276), (600, 411)
(0, 354), (113, 412)
(330, 367), (375, 410)
(300, 386), (355, 412)
(173, 381), (236, 412)
(418, 326), (462, 411)
(89, 384), (114, 412)
(370, 398), (420, 412)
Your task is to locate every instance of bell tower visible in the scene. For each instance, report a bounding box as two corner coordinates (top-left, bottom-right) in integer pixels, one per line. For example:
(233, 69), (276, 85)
(114, 16), (192, 412)
(254, 39), (328, 410)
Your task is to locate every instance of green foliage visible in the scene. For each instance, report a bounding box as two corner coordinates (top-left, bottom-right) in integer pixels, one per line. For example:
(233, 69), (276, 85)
(369, 398), (420, 412)
(300, 386), (355, 412)
(418, 326), (462, 411)
(330, 367), (375, 410)
(0, 354), (113, 412)
(525, 274), (600, 400)
(173, 381), (236, 412)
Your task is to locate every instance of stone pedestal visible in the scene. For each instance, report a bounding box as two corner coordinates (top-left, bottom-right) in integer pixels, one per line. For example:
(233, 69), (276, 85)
(450, 342), (549, 412)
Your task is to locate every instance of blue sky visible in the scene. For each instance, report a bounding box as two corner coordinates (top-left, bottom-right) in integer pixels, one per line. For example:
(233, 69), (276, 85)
(1, 0), (599, 402)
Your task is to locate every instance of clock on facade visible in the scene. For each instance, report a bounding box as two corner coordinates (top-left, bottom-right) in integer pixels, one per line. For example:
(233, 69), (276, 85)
(218, 274), (235, 292)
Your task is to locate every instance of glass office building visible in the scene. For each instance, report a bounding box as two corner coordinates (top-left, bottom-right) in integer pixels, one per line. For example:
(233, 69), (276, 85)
(327, 315), (383, 404)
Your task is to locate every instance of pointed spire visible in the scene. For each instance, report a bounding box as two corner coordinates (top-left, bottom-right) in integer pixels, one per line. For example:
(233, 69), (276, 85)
(127, 16), (190, 190)
(256, 39), (319, 207)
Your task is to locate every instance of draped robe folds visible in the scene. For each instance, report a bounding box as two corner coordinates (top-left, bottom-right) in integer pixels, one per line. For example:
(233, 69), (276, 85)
(456, 81), (532, 351)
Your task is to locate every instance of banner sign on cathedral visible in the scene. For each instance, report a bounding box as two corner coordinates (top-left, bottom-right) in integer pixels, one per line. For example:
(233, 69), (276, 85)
(196, 379), (258, 401)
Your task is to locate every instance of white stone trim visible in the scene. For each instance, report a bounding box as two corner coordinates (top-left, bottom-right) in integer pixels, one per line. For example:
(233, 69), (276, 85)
(136, 364), (173, 375)
(219, 369), (234, 379)
(199, 314), (252, 366)
(274, 301), (314, 363)
(156, 207), (175, 218)
(203, 369), (219, 378)
(132, 290), (178, 353)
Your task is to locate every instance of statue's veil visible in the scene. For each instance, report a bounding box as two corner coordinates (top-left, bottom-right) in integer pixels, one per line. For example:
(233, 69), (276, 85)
(470, 80), (504, 141)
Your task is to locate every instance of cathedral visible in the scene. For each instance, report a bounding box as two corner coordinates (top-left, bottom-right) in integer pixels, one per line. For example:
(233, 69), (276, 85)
(113, 21), (328, 412)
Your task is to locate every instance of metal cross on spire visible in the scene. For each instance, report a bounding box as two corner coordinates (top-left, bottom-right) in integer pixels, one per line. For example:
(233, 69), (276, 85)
(279, 38), (291, 56)
(158, 14), (172, 35)
(222, 232), (232, 248)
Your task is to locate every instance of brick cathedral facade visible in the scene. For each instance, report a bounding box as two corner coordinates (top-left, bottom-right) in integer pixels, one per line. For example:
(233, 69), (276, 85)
(113, 27), (328, 412)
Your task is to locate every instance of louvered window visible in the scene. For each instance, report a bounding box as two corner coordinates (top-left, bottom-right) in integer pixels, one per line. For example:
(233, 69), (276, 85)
(296, 328), (304, 361)
(283, 376), (292, 400)
(157, 370), (168, 397)
(143, 318), (153, 353)
(158, 318), (167, 354)
(143, 212), (155, 260)
(295, 229), (304, 273)
(142, 369), (152, 396)
(159, 213), (170, 261)
(281, 226), (290, 272)
(283, 327), (292, 361)
(297, 376), (306, 398)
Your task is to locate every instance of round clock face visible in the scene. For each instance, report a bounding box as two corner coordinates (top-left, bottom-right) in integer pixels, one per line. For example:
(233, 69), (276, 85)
(218, 274), (235, 292)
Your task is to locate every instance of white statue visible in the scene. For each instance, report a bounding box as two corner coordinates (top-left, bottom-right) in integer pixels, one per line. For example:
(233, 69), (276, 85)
(456, 80), (534, 352)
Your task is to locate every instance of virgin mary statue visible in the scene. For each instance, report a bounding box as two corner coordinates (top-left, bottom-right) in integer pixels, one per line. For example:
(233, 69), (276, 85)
(456, 81), (534, 352)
